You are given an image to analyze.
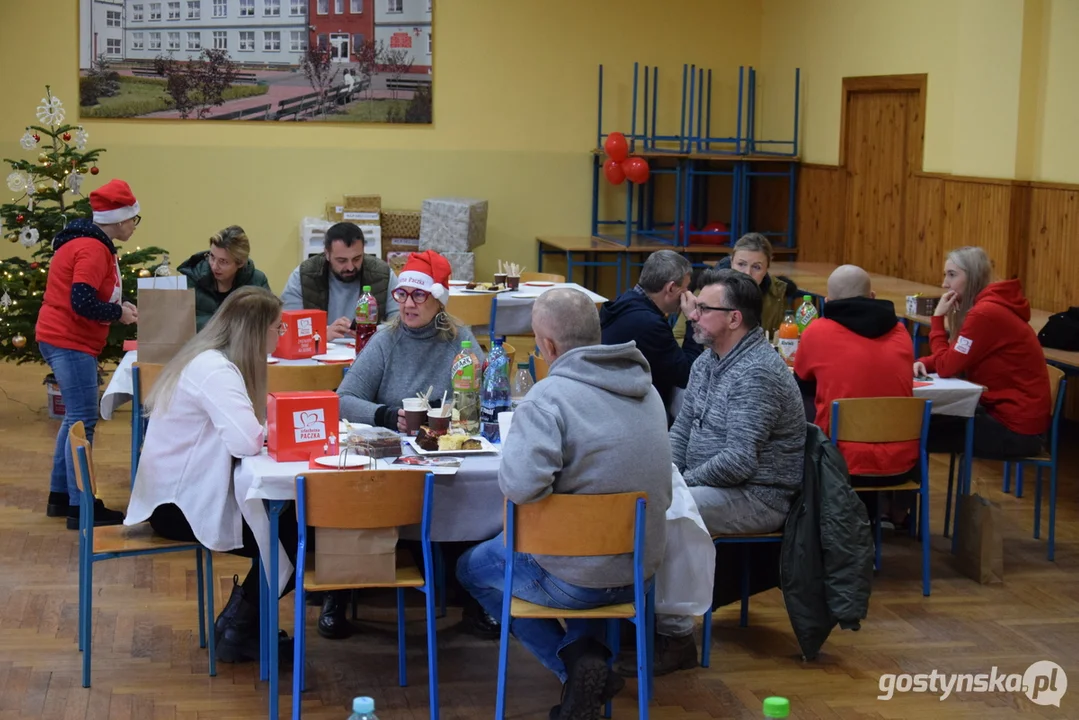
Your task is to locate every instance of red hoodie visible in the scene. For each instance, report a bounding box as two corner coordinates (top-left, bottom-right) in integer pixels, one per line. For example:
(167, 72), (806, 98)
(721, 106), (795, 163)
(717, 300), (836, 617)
(921, 279), (1050, 435)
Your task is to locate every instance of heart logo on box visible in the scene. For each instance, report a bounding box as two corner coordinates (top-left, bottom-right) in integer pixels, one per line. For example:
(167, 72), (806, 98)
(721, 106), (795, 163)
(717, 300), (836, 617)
(293, 409), (326, 443)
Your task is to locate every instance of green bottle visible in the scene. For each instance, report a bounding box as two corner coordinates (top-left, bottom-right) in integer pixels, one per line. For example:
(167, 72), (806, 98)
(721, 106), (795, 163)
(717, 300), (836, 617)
(763, 696), (790, 718)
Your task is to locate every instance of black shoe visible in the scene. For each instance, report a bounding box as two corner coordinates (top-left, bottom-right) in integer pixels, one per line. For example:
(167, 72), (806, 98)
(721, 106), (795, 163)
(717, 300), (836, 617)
(214, 576), (249, 642)
(460, 595), (501, 640)
(47, 492), (70, 518)
(305, 590), (325, 607)
(555, 639), (610, 720)
(317, 591), (353, 640)
(66, 499), (124, 530)
(549, 670), (625, 720)
(616, 632), (697, 678)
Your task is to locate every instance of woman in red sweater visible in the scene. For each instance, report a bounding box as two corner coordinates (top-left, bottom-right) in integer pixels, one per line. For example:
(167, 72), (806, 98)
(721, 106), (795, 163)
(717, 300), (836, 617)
(36, 180), (140, 529)
(915, 246), (1051, 458)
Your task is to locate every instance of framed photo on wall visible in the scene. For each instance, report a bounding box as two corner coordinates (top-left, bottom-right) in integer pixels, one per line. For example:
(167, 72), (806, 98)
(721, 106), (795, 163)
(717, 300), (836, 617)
(77, 0), (433, 123)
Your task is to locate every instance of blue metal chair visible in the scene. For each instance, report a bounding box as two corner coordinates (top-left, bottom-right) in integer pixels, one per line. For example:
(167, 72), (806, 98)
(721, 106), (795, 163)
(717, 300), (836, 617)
(496, 493), (654, 720)
(130, 362), (162, 490)
(699, 531), (783, 669)
(528, 352), (549, 383)
(999, 367), (1067, 560)
(831, 397), (932, 596)
(293, 470), (438, 720)
(69, 421), (215, 688)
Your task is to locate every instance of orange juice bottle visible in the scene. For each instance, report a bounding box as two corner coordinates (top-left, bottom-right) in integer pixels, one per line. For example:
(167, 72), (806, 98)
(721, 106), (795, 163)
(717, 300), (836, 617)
(777, 310), (799, 366)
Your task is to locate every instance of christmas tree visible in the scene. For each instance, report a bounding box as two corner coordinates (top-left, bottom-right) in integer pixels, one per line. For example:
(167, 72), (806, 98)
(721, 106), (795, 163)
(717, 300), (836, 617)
(1, 86), (168, 365)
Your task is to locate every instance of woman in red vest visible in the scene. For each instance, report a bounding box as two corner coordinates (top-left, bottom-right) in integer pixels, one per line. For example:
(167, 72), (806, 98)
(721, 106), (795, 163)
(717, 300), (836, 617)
(36, 179), (140, 529)
(916, 246), (1051, 457)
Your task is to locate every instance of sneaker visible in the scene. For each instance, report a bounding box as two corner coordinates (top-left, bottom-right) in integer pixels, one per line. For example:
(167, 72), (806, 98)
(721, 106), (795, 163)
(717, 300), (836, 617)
(66, 499), (124, 530)
(47, 492), (70, 518)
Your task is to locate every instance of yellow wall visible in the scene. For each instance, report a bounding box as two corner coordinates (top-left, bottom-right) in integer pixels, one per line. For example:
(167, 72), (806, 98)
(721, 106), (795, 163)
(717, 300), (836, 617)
(759, 0), (1079, 185)
(0, 0), (761, 288)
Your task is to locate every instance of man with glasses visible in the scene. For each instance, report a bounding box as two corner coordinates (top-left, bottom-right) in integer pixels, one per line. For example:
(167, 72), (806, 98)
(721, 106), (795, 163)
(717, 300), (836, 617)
(648, 269), (805, 674)
(281, 222), (398, 340)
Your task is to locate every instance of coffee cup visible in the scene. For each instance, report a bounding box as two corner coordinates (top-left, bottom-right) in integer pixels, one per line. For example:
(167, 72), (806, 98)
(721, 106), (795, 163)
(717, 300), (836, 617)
(506, 275), (520, 290)
(403, 398), (428, 435)
(493, 272), (507, 286)
(427, 407), (451, 432)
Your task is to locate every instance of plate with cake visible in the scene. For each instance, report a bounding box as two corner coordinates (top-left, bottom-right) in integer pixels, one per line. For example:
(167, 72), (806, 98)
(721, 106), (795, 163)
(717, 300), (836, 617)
(406, 426), (498, 455)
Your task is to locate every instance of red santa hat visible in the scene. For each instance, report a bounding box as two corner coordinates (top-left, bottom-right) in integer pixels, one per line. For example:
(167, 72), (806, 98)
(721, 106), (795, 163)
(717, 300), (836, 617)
(397, 250), (452, 305)
(90, 179), (140, 225)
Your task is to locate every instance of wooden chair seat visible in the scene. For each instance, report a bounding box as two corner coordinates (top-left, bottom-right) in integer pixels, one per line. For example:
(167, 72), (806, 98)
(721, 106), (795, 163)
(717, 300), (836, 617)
(710, 531), (783, 541)
(93, 523), (202, 554)
(851, 481), (921, 493)
(303, 558), (424, 592)
(510, 597), (636, 620)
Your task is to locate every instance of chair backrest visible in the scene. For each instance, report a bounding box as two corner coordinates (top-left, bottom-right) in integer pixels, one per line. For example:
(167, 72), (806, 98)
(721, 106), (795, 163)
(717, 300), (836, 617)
(268, 363), (346, 393)
(1048, 365), (1066, 416)
(501, 342), (516, 369)
(133, 362), (165, 403)
(296, 470), (429, 529)
(447, 293), (496, 328)
(520, 272), (565, 284)
(68, 421), (97, 497)
(529, 352), (549, 381)
(506, 492), (645, 557)
(830, 397), (930, 444)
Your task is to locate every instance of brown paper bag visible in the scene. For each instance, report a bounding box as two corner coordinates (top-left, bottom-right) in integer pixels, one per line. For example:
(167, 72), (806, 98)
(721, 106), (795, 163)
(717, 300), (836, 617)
(314, 527), (399, 585)
(136, 288), (196, 364)
(954, 493), (1004, 584)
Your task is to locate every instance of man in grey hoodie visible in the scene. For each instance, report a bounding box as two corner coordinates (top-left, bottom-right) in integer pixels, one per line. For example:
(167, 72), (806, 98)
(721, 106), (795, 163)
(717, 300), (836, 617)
(457, 288), (672, 720)
(653, 269), (805, 674)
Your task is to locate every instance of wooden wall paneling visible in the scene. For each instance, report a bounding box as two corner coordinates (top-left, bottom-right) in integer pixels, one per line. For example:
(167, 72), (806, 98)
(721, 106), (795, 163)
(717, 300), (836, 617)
(1026, 186), (1079, 311)
(941, 180), (1014, 278)
(907, 175), (945, 286)
(795, 164), (844, 263)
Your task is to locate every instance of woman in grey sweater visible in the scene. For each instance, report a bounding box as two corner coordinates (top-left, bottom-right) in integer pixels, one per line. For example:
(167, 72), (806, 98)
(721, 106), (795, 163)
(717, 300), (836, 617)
(338, 250), (482, 431)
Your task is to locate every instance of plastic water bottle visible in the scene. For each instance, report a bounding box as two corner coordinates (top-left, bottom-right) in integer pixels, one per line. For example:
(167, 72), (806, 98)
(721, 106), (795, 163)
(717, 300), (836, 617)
(511, 362), (534, 410)
(479, 338), (511, 442)
(451, 340), (481, 434)
(348, 696), (378, 720)
(355, 285), (379, 355)
(762, 696), (789, 718)
(795, 295), (818, 334)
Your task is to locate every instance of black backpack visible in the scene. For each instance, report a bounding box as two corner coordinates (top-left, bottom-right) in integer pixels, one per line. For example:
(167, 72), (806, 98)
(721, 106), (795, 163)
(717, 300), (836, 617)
(1038, 307), (1079, 351)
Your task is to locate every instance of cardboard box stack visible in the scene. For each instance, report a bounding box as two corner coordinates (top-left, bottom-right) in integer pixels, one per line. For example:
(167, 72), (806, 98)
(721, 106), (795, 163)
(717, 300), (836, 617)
(324, 194), (382, 257)
(382, 209), (422, 275)
(419, 197), (488, 282)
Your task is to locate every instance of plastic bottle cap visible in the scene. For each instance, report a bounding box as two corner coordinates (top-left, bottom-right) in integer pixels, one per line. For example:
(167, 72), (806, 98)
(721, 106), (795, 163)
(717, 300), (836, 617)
(352, 697), (375, 714)
(762, 696), (790, 718)
(363, 285), (372, 292)
(803, 295), (812, 302)
(461, 340), (472, 348)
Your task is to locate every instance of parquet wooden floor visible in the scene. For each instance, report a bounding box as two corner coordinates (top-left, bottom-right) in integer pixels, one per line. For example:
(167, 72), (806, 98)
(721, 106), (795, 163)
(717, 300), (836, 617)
(1, 362), (1077, 719)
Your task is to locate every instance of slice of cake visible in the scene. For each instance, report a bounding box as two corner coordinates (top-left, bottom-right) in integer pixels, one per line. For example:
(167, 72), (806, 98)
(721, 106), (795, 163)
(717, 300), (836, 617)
(437, 434), (483, 451)
(415, 426), (444, 452)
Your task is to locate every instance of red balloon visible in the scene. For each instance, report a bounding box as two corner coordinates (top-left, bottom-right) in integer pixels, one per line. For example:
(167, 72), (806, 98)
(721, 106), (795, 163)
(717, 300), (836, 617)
(623, 156), (651, 184)
(677, 222), (697, 241)
(690, 221), (728, 245)
(603, 159), (626, 185)
(604, 132), (629, 162)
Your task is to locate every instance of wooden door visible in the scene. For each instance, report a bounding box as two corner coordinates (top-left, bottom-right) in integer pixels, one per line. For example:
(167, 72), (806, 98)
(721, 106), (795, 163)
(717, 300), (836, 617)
(840, 75), (926, 278)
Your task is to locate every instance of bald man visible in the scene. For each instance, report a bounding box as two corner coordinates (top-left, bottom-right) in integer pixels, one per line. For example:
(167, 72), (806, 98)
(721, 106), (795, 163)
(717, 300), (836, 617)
(457, 288), (672, 720)
(794, 265), (918, 477)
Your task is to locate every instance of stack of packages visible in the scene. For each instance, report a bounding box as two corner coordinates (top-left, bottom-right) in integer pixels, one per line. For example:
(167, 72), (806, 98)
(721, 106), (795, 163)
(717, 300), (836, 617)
(381, 209), (422, 275)
(419, 197), (488, 281)
(325, 195), (383, 257)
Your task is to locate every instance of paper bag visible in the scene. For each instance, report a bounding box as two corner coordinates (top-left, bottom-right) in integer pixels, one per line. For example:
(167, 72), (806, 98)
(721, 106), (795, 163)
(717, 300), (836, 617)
(136, 287), (196, 364)
(954, 493), (1004, 584)
(314, 527), (398, 585)
(655, 464), (716, 615)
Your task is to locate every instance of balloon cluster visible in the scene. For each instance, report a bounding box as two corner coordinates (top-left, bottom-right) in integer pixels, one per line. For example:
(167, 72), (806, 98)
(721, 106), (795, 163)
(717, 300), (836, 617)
(602, 132), (650, 185)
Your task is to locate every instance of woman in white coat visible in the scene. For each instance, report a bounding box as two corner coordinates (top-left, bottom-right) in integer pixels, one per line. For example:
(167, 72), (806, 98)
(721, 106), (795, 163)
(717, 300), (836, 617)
(125, 286), (297, 664)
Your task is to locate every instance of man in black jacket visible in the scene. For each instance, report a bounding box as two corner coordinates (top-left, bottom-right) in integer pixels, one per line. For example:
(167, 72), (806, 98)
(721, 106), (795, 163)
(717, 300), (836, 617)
(600, 250), (694, 426)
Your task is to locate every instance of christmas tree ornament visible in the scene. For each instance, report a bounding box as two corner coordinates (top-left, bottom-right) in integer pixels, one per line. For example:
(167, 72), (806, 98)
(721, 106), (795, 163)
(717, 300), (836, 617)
(75, 127), (89, 151)
(15, 214), (25, 224)
(33, 134), (40, 142)
(62, 132), (71, 141)
(6, 171), (30, 193)
(0, 291), (11, 309)
(78, 166), (88, 174)
(90, 166), (100, 175)
(36, 92), (65, 125)
(11, 334), (26, 349)
(138, 268), (152, 278)
(29, 263), (38, 270)
(19, 227), (39, 247)
(38, 152), (49, 164)
(155, 253), (172, 276)
(20, 131), (37, 150)
(66, 173), (84, 195)
(35, 182), (49, 193)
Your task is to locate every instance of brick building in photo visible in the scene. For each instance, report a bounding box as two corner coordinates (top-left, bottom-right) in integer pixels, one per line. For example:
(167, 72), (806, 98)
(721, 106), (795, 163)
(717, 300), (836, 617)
(308, 0), (374, 63)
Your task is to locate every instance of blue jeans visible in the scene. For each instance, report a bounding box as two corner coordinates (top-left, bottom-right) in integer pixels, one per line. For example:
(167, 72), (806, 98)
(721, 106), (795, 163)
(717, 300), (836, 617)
(457, 533), (636, 684)
(39, 342), (100, 505)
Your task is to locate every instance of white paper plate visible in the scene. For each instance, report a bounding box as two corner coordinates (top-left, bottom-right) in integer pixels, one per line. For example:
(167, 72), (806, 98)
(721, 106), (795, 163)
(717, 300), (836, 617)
(339, 421), (373, 434)
(523, 281), (555, 287)
(266, 356), (280, 364)
(448, 280), (469, 286)
(312, 352), (355, 363)
(313, 454), (372, 468)
(404, 435), (499, 456)
(511, 292), (543, 299)
(330, 337), (355, 345)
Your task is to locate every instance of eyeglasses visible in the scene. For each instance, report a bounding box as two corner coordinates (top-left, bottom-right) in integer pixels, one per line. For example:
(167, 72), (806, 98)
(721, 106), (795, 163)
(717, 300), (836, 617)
(131, 215), (142, 227)
(695, 304), (737, 315)
(275, 323), (287, 336)
(392, 287), (430, 304)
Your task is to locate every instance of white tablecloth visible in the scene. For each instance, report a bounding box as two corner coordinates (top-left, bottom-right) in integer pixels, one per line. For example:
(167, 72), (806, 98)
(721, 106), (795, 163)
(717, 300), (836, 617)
(452, 283), (606, 336)
(914, 375), (983, 417)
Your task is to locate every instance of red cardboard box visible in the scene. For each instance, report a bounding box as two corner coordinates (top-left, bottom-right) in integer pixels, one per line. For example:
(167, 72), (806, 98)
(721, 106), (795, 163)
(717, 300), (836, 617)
(273, 309), (328, 359)
(267, 391), (340, 462)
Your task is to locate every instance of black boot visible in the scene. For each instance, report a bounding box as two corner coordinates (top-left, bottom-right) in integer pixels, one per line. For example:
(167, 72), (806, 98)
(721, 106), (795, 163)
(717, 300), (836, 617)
(214, 576), (246, 642)
(549, 670), (625, 720)
(47, 492), (70, 518)
(616, 632), (697, 677)
(66, 499), (124, 530)
(554, 638), (610, 720)
(317, 591), (353, 640)
(460, 594), (501, 640)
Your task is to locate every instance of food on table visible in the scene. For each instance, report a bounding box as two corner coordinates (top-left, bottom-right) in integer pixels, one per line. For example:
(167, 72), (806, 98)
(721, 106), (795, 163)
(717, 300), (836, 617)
(437, 433), (483, 452)
(415, 425), (445, 452)
(348, 426), (403, 458)
(463, 282), (505, 292)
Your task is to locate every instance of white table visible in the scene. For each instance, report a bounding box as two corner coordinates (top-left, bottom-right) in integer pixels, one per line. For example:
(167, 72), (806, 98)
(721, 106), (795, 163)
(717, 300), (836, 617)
(452, 282), (606, 336)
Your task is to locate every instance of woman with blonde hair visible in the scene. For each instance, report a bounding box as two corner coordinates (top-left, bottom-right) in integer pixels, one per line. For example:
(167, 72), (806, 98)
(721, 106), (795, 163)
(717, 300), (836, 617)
(915, 246), (1051, 457)
(125, 286), (297, 664)
(179, 225), (271, 331)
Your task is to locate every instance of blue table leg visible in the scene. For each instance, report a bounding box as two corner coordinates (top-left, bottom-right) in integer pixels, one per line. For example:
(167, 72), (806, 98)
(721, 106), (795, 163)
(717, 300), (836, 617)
(951, 416), (975, 554)
(259, 553), (269, 681)
(267, 500), (287, 720)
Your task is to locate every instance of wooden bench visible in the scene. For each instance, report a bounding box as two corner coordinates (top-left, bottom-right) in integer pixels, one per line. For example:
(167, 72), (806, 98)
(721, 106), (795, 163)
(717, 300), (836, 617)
(274, 91), (322, 121)
(210, 102), (272, 121)
(131, 66), (161, 78)
(129, 67), (258, 84)
(385, 77), (431, 93)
